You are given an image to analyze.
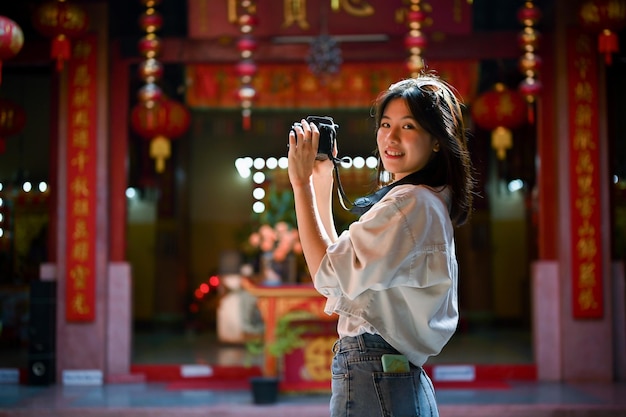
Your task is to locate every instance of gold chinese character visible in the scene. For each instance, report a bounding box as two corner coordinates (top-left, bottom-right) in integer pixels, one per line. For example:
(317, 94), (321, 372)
(577, 287), (597, 311)
(573, 127), (595, 151)
(575, 151), (594, 176)
(72, 88), (91, 108)
(72, 292), (91, 315)
(71, 150), (89, 172)
(579, 261), (597, 287)
(73, 198), (89, 217)
(72, 108), (90, 128)
(283, 0), (309, 29)
(70, 263), (90, 288)
(304, 336), (335, 381)
(607, 1), (626, 20)
(73, 218), (89, 240)
(574, 81), (593, 104)
(71, 176), (90, 198)
(337, 0), (374, 17)
(72, 240), (90, 262)
(576, 234), (597, 259)
(72, 128), (89, 148)
(576, 174), (593, 195)
(578, 219), (595, 238)
(576, 194), (596, 219)
(73, 64), (91, 87)
(73, 40), (93, 59)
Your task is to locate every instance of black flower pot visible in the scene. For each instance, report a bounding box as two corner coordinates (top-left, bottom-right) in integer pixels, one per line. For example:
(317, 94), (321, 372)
(250, 376), (280, 404)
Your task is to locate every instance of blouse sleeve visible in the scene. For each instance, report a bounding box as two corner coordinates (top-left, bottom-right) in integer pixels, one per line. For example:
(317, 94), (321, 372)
(314, 186), (453, 301)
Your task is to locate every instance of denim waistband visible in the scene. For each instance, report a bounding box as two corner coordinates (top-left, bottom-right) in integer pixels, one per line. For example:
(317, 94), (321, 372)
(332, 333), (399, 354)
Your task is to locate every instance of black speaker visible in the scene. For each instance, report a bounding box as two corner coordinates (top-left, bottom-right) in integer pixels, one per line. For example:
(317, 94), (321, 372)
(28, 281), (56, 385)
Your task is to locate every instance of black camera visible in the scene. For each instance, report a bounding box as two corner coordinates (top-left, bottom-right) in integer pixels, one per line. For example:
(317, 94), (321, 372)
(291, 115), (338, 160)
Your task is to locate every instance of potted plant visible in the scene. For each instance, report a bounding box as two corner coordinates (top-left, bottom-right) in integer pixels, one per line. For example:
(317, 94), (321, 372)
(246, 310), (319, 404)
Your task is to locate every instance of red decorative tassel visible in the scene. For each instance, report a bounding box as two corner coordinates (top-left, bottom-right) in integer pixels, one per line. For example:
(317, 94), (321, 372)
(52, 34), (71, 71)
(242, 111), (251, 131)
(598, 30), (618, 65)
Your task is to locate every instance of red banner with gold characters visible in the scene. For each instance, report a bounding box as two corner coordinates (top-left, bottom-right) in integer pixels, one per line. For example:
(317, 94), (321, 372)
(65, 34), (98, 322)
(186, 61), (478, 109)
(187, 0), (472, 39)
(567, 28), (603, 319)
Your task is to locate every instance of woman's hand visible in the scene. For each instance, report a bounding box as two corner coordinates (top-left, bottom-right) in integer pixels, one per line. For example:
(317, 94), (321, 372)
(288, 119), (320, 189)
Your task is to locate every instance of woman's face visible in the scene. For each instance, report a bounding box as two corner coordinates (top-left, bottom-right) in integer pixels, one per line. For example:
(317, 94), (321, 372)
(376, 97), (439, 181)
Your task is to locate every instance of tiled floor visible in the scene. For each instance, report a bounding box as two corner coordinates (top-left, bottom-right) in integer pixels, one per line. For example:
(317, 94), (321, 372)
(1, 380), (626, 417)
(1, 328), (625, 416)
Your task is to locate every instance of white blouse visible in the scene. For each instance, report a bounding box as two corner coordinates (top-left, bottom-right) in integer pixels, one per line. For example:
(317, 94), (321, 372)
(314, 184), (458, 366)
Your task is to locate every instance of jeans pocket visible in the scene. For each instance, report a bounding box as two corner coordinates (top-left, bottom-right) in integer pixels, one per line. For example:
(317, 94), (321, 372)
(372, 370), (437, 417)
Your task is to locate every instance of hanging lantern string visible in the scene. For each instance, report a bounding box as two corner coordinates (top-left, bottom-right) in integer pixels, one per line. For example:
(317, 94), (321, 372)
(134, 0), (191, 173)
(517, 0), (542, 124)
(402, 0), (429, 77)
(137, 0), (168, 172)
(137, 0), (164, 109)
(236, 0), (258, 131)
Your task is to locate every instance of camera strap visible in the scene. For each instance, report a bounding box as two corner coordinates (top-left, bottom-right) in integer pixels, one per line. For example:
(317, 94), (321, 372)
(331, 156), (355, 212)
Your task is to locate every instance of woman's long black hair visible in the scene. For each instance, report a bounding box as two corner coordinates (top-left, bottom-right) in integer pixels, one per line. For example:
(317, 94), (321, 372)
(371, 72), (475, 227)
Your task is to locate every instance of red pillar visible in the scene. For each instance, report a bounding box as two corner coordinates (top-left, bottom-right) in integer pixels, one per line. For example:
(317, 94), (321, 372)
(109, 41), (129, 261)
(537, 34), (558, 260)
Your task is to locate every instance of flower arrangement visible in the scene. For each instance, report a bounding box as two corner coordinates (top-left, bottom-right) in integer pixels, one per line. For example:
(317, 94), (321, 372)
(248, 222), (302, 262)
(248, 222), (302, 284)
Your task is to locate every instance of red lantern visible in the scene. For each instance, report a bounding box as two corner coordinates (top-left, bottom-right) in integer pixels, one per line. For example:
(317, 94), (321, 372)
(0, 16), (24, 85)
(131, 101), (167, 140)
(160, 100), (191, 139)
(0, 98), (26, 154)
(130, 99), (190, 172)
(579, 0), (626, 65)
(471, 84), (527, 160)
(32, 0), (89, 71)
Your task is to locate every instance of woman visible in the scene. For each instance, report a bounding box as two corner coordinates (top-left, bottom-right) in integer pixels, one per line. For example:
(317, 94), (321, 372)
(287, 73), (474, 417)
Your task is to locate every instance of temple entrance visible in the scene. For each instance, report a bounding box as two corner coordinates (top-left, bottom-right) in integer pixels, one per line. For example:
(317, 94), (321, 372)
(126, 106), (535, 371)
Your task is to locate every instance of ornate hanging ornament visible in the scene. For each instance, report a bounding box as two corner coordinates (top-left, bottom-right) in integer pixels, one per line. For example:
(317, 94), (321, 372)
(578, 0), (626, 65)
(235, 0), (258, 130)
(402, 0), (429, 77)
(0, 16), (24, 85)
(471, 83), (527, 160)
(0, 98), (27, 154)
(307, 35), (342, 79)
(32, 0), (89, 71)
(517, 0), (542, 124)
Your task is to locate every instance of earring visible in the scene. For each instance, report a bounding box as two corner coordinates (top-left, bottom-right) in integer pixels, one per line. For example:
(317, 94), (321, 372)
(433, 143), (440, 152)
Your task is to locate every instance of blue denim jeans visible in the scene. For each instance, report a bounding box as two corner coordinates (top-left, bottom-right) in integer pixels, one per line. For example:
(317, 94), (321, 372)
(330, 333), (439, 417)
